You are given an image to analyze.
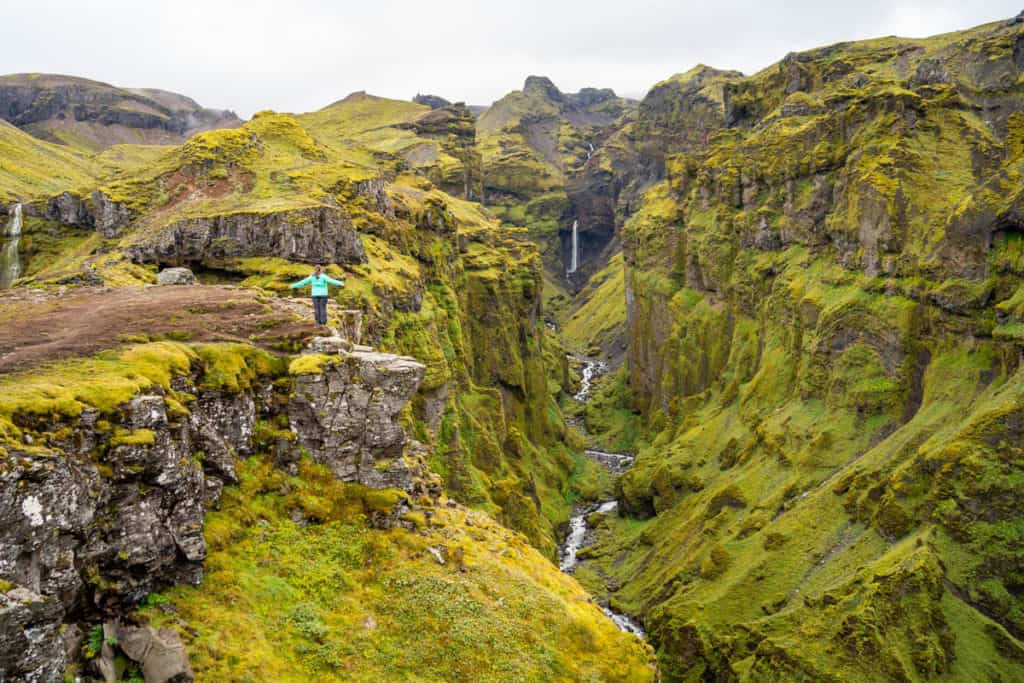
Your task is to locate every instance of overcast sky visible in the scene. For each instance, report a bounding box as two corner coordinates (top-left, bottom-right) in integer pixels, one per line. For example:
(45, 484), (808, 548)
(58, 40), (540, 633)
(2, 1), (1020, 118)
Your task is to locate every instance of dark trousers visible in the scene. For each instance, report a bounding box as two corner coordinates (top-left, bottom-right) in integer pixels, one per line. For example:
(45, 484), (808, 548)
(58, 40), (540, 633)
(312, 296), (328, 325)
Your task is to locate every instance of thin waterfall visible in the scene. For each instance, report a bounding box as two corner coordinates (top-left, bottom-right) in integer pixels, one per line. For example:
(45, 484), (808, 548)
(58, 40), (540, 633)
(567, 219), (579, 275)
(0, 204), (23, 289)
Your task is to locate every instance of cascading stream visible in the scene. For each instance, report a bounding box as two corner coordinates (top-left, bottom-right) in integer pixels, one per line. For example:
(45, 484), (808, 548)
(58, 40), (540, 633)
(559, 355), (646, 638)
(0, 204), (23, 290)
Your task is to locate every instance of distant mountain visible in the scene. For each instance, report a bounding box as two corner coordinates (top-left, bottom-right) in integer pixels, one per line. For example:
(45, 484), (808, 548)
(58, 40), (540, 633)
(476, 76), (637, 275)
(0, 73), (242, 151)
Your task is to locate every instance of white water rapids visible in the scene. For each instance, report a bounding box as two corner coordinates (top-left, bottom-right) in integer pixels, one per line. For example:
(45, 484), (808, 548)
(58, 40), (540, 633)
(0, 204), (23, 289)
(558, 355), (647, 639)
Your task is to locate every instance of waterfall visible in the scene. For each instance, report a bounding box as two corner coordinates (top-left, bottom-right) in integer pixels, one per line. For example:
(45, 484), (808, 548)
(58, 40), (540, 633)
(0, 204), (23, 289)
(5, 204), (22, 237)
(585, 142), (594, 160)
(567, 220), (579, 275)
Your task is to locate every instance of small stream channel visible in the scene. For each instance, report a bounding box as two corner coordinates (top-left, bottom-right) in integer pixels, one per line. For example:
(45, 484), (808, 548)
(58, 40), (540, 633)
(559, 355), (647, 639)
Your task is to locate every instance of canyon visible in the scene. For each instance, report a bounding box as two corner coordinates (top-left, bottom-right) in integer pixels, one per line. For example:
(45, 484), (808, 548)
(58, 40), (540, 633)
(1, 10), (1024, 682)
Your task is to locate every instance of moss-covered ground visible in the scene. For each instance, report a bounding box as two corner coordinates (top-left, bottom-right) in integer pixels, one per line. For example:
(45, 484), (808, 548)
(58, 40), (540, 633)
(138, 456), (654, 682)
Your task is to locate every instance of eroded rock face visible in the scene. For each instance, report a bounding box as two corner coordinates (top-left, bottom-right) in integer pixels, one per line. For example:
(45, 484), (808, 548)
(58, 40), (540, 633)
(0, 587), (65, 682)
(125, 206), (368, 267)
(0, 349), (423, 682)
(288, 352), (426, 489)
(44, 190), (133, 237)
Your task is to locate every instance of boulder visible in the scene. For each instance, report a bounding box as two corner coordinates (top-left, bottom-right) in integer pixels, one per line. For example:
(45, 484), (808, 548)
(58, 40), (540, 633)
(156, 267), (196, 286)
(117, 624), (194, 683)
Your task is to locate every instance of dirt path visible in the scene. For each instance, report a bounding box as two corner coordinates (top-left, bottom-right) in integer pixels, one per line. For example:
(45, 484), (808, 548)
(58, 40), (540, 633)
(0, 285), (323, 373)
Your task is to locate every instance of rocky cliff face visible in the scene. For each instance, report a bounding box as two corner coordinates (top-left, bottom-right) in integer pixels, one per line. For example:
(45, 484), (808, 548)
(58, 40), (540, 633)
(577, 15), (1024, 681)
(0, 74), (241, 151)
(125, 206), (368, 266)
(0, 344), (424, 681)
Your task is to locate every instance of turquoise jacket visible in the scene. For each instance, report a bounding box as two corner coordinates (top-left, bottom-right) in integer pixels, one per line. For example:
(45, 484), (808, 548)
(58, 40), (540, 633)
(290, 273), (345, 297)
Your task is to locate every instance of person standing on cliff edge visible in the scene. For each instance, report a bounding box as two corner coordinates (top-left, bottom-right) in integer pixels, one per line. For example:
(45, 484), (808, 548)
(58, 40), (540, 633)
(290, 264), (345, 326)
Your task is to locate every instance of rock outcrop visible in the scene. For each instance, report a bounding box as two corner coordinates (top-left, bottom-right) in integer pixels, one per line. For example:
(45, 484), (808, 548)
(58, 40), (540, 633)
(0, 346), (424, 681)
(125, 206), (368, 267)
(412, 93), (452, 110)
(44, 190), (133, 237)
(288, 352), (426, 489)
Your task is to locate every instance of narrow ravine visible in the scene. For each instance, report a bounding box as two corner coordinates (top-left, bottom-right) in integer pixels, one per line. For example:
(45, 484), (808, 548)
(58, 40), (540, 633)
(559, 355), (647, 639)
(0, 203), (22, 289)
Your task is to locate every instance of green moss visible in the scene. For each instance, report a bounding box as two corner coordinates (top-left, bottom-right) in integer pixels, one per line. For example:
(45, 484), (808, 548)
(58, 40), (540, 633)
(195, 343), (279, 392)
(109, 428), (156, 447)
(138, 456), (653, 682)
(288, 354), (333, 376)
(0, 341), (195, 445)
(561, 253), (628, 353)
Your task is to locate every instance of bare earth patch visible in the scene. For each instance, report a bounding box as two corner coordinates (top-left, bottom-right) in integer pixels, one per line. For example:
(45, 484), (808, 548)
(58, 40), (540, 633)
(0, 285), (324, 373)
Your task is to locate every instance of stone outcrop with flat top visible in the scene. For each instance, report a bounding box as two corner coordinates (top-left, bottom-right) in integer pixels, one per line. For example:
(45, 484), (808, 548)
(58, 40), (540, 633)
(289, 351), (426, 489)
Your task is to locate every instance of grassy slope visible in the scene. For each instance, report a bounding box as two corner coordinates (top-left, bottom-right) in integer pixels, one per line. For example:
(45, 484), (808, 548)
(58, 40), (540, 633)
(0, 121), (100, 203)
(560, 252), (628, 354)
(140, 456), (653, 682)
(0, 340), (653, 681)
(578, 17), (1024, 681)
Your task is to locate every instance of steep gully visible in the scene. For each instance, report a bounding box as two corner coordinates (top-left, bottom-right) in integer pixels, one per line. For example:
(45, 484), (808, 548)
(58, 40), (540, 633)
(0, 203), (22, 289)
(558, 355), (646, 639)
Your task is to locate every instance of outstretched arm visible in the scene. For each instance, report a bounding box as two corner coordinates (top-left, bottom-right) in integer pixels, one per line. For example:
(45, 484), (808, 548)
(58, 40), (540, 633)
(324, 276), (345, 287)
(290, 275), (313, 289)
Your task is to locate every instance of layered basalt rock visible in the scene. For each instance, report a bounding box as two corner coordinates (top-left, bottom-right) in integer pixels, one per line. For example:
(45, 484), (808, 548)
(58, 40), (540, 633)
(125, 206), (368, 267)
(0, 348), (424, 681)
(44, 190), (133, 237)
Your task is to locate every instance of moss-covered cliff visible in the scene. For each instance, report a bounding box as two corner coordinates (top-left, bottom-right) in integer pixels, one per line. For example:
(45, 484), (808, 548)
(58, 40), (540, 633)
(577, 15), (1024, 681)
